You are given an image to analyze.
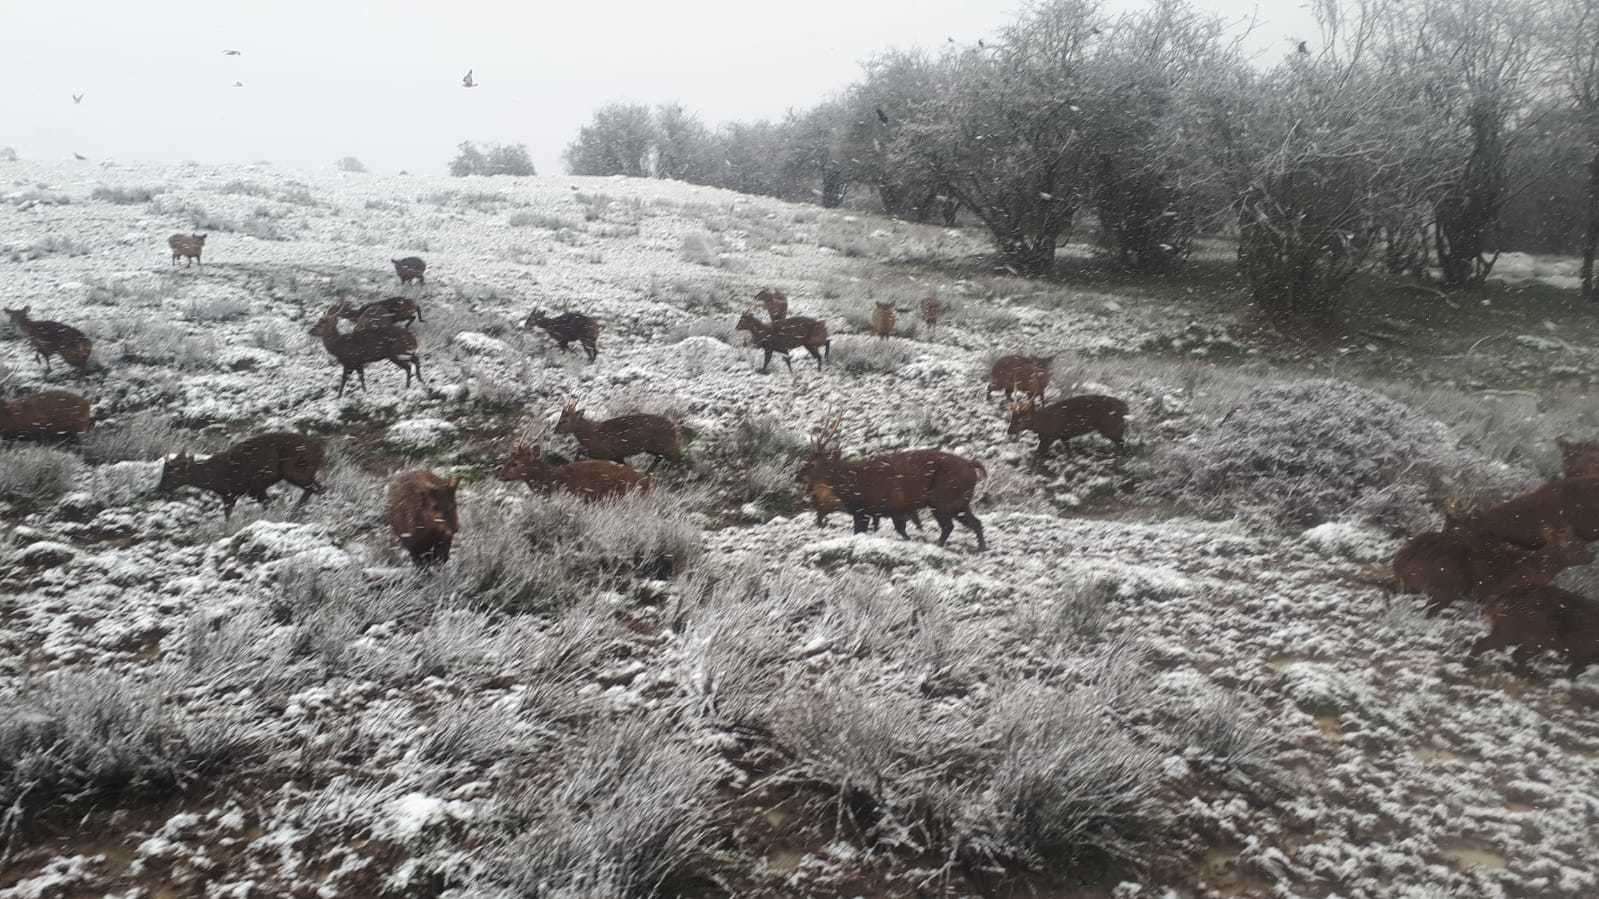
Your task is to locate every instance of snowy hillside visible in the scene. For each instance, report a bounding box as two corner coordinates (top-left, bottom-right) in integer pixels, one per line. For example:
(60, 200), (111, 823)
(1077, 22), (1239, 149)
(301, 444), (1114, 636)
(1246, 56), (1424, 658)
(1, 160), (1597, 898)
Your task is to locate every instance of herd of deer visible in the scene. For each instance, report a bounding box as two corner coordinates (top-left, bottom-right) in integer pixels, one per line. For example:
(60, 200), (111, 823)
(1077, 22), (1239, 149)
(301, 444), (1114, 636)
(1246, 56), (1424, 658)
(2, 236), (1597, 680)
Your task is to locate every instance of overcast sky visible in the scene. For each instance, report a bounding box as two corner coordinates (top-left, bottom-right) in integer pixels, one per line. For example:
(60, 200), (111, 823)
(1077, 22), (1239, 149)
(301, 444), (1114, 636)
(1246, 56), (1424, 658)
(0, 0), (1316, 177)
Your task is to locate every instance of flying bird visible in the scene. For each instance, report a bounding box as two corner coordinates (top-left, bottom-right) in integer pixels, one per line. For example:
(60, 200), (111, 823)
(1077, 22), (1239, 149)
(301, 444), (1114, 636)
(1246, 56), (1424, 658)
(1297, 41), (1309, 54)
(72, 93), (83, 104)
(233, 81), (245, 87)
(978, 39), (985, 48)
(462, 69), (477, 88)
(73, 152), (87, 160)
(876, 107), (889, 125)
(223, 49), (242, 56)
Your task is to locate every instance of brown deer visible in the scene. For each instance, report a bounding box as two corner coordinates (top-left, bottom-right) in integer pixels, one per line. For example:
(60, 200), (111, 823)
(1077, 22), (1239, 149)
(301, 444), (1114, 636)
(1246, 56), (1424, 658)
(796, 414), (987, 550)
(1556, 435), (1599, 479)
(337, 296), (422, 329)
(387, 470), (459, 567)
(987, 355), (1052, 401)
(392, 256), (426, 287)
(309, 306), (424, 397)
(1470, 584), (1599, 678)
(496, 440), (651, 501)
(555, 403), (684, 471)
(756, 288), (788, 321)
(1454, 478), (1599, 548)
(5, 308), (92, 375)
(1392, 524), (1593, 616)
(920, 295), (943, 335)
(0, 390), (92, 438)
(158, 432), (326, 519)
(870, 301), (897, 339)
(1008, 395), (1128, 463)
(168, 233), (206, 267)
(808, 478), (922, 532)
(734, 312), (830, 373)
(525, 310), (601, 362)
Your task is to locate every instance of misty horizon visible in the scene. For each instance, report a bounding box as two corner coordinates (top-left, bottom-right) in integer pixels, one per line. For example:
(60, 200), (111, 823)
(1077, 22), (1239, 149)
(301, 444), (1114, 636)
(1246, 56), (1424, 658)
(2, 0), (1310, 177)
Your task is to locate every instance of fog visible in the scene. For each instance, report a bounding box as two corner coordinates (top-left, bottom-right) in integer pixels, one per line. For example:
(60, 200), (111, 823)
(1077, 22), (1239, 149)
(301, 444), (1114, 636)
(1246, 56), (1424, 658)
(0, 0), (1313, 175)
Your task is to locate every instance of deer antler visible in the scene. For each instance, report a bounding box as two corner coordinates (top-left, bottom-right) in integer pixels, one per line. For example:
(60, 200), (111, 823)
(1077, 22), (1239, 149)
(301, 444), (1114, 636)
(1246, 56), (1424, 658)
(811, 410), (844, 456)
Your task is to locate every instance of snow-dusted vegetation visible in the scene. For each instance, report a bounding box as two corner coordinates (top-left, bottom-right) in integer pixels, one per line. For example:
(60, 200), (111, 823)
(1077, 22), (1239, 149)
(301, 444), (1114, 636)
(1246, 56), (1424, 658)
(0, 156), (1596, 898)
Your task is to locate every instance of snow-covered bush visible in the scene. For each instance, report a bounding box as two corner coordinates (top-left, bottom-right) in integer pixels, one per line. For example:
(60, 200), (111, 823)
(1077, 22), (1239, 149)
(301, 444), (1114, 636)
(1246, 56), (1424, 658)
(1150, 379), (1513, 528)
(90, 185), (164, 204)
(82, 411), (183, 464)
(828, 335), (915, 374)
(0, 671), (261, 847)
(485, 718), (719, 896)
(0, 445), (79, 508)
(334, 156), (367, 173)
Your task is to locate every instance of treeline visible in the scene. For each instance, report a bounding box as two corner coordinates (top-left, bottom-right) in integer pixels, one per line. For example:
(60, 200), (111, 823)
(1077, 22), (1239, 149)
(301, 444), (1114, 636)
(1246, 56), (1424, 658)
(562, 0), (1599, 318)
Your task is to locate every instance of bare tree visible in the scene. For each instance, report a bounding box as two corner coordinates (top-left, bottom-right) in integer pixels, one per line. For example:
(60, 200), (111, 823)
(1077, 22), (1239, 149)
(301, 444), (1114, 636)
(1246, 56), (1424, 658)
(1547, 0), (1599, 301)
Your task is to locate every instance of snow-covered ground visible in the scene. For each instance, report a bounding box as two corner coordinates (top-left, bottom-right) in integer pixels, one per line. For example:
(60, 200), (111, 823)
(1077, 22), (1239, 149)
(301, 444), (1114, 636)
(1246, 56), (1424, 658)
(1, 160), (1596, 898)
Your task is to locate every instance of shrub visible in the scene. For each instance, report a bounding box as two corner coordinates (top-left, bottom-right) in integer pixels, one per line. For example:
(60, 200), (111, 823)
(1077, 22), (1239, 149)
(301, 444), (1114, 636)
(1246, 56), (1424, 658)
(678, 231), (724, 267)
(486, 718), (720, 897)
(1150, 379), (1516, 528)
(508, 210), (572, 230)
(0, 446), (79, 508)
(450, 141), (537, 177)
(0, 671), (261, 847)
(91, 185), (164, 204)
(181, 296), (250, 323)
(335, 156), (367, 173)
(827, 335), (914, 374)
(82, 411), (182, 464)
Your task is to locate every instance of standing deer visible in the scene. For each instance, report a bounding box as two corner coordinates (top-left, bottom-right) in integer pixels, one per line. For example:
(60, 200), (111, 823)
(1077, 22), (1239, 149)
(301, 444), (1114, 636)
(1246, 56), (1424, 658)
(387, 470), (459, 567)
(796, 414), (987, 550)
(735, 313), (831, 373)
(870, 301), (896, 339)
(920, 295), (943, 335)
(309, 306), (424, 397)
(5, 308), (92, 375)
(168, 233), (206, 267)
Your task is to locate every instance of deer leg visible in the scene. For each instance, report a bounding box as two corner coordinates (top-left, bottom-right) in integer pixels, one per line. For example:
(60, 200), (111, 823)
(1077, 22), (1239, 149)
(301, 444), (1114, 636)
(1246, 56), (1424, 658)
(393, 357), (413, 388)
(760, 349), (773, 373)
(892, 515), (911, 540)
(411, 354), (425, 384)
(782, 352), (794, 372)
(932, 510), (956, 546)
(356, 367), (369, 392)
(956, 510), (986, 551)
(337, 369), (351, 397)
(221, 495), (237, 520)
(806, 345), (822, 368)
(851, 512), (871, 534)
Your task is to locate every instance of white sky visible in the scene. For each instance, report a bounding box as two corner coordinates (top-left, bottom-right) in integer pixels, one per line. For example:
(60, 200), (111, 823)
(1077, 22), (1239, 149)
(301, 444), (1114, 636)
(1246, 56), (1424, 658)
(0, 0), (1316, 176)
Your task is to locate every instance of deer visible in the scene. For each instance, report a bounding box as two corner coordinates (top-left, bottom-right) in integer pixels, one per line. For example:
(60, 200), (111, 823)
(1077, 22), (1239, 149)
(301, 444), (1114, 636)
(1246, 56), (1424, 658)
(337, 296), (422, 329)
(5, 308), (92, 375)
(0, 390), (92, 438)
(920, 295), (944, 335)
(387, 470), (459, 567)
(1392, 523), (1593, 616)
(1556, 435), (1599, 480)
(496, 440), (651, 501)
(308, 306), (424, 397)
(525, 310), (601, 362)
(158, 432), (327, 519)
(796, 413), (988, 550)
(1007, 395), (1128, 463)
(168, 233), (206, 267)
(757, 288), (788, 321)
(734, 312), (830, 373)
(392, 256), (427, 287)
(870, 301), (896, 339)
(1470, 584), (1599, 679)
(987, 355), (1052, 401)
(555, 403), (685, 472)
(1453, 478), (1599, 549)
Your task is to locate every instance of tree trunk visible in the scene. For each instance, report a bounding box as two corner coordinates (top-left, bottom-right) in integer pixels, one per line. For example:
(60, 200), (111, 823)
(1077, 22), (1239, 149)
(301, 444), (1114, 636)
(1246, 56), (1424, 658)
(1584, 144), (1599, 303)
(821, 167), (847, 209)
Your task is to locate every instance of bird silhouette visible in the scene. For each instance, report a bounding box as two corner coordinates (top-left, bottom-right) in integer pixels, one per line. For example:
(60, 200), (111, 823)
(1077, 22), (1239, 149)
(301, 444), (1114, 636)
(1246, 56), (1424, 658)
(978, 39), (985, 48)
(73, 152), (87, 160)
(72, 93), (83, 104)
(223, 49), (242, 56)
(233, 81), (244, 87)
(876, 107), (890, 125)
(462, 69), (477, 88)
(1297, 41), (1309, 54)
